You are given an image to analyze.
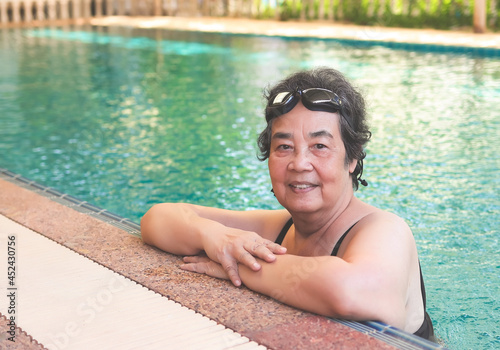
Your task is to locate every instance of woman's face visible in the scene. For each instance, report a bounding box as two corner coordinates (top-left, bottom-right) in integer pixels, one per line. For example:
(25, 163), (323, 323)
(268, 102), (357, 216)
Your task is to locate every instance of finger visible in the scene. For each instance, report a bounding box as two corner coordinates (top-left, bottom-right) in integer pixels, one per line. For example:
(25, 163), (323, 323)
(237, 250), (262, 271)
(183, 256), (210, 264)
(181, 262), (227, 280)
(220, 258), (242, 287)
(266, 242), (287, 254)
(245, 241), (279, 263)
(180, 262), (205, 273)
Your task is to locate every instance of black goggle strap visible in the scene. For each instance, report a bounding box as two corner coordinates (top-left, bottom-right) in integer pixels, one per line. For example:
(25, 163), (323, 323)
(356, 159), (368, 187)
(268, 89), (353, 128)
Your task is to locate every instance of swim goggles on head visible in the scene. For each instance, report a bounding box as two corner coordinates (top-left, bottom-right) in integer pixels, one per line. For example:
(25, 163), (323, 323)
(266, 88), (352, 128)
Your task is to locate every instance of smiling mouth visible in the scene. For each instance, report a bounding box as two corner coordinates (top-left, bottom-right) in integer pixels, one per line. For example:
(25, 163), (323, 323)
(289, 183), (317, 190)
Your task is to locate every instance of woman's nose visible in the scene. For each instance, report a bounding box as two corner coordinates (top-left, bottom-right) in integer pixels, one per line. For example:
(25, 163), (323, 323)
(288, 149), (313, 172)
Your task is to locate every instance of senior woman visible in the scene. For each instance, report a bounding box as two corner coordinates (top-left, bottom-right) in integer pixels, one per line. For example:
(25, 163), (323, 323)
(141, 67), (435, 340)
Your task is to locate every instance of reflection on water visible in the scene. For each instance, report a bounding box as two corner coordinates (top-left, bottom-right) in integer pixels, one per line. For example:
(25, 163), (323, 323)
(0, 26), (498, 349)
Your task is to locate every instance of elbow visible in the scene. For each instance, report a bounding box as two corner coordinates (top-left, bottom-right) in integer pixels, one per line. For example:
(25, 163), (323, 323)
(292, 262), (361, 319)
(327, 293), (360, 319)
(140, 207), (153, 244)
(314, 266), (374, 319)
(140, 218), (151, 245)
(140, 203), (166, 245)
(140, 203), (202, 256)
(321, 283), (359, 319)
(321, 275), (403, 326)
(309, 266), (353, 318)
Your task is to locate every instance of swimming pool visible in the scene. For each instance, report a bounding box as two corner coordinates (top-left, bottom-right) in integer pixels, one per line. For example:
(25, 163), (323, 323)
(0, 26), (498, 349)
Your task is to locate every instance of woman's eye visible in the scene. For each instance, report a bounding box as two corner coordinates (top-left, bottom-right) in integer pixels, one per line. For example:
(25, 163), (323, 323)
(277, 144), (292, 150)
(314, 144), (327, 149)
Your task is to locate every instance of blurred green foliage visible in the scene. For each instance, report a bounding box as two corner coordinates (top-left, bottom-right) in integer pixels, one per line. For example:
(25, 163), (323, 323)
(256, 0), (499, 31)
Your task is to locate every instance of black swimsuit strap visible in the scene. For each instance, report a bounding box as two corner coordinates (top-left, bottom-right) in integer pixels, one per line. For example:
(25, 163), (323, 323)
(419, 262), (427, 309)
(414, 262), (435, 340)
(331, 222), (358, 256)
(275, 217), (293, 245)
(274, 218), (358, 257)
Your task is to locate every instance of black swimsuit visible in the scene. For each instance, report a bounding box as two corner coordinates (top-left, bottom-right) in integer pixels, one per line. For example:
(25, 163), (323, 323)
(275, 218), (435, 341)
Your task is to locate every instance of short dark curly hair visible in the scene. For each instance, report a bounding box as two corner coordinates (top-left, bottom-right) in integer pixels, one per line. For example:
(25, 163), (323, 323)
(257, 67), (371, 190)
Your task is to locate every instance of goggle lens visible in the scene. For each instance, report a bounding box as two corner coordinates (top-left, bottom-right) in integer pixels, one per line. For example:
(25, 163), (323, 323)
(271, 91), (295, 105)
(266, 88), (351, 128)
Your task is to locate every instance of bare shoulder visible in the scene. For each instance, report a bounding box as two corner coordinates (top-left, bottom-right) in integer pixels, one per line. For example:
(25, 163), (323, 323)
(360, 210), (413, 239)
(340, 209), (416, 264)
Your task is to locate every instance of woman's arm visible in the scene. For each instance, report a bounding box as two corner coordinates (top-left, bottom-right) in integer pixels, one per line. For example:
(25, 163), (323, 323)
(238, 254), (405, 326)
(182, 250), (407, 326)
(141, 203), (206, 255)
(141, 203), (288, 286)
(237, 215), (415, 329)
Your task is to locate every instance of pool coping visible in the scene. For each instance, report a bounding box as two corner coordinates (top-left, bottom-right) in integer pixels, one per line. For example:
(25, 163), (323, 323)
(89, 16), (500, 57)
(0, 167), (446, 350)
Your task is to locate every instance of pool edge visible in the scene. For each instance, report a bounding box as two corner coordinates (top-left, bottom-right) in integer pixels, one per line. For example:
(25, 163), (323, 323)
(89, 16), (500, 58)
(0, 167), (447, 350)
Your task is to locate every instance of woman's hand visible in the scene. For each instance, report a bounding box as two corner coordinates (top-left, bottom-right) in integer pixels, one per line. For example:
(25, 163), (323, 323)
(141, 202), (288, 287)
(200, 228), (286, 287)
(180, 255), (230, 281)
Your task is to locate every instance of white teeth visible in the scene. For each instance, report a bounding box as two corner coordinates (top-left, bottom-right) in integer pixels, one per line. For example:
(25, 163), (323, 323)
(292, 184), (313, 189)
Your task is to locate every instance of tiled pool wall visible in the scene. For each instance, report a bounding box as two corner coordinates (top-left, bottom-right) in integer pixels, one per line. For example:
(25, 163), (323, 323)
(0, 168), (141, 237)
(0, 167), (447, 350)
(321, 38), (500, 57)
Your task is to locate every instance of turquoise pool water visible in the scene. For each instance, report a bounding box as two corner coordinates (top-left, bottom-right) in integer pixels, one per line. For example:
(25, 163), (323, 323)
(0, 26), (498, 349)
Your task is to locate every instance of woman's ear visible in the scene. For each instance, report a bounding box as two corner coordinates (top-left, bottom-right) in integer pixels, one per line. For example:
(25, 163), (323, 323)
(348, 159), (358, 174)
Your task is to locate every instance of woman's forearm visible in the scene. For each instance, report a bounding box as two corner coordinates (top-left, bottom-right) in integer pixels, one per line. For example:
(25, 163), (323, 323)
(141, 203), (214, 255)
(238, 254), (345, 317)
(239, 254), (405, 326)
